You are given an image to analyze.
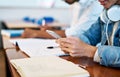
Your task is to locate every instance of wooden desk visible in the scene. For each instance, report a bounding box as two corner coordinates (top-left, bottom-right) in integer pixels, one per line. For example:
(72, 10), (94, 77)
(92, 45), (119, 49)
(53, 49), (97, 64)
(4, 20), (39, 29)
(4, 20), (68, 29)
(0, 50), (7, 77)
(3, 38), (120, 77)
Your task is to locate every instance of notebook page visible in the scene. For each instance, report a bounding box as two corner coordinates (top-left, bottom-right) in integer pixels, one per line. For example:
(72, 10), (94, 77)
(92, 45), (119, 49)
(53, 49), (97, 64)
(10, 38), (67, 57)
(10, 56), (89, 77)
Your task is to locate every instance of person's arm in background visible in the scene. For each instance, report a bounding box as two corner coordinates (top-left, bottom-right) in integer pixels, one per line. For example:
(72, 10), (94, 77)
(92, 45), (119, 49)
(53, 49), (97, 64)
(21, 0), (78, 39)
(68, 1), (80, 27)
(21, 28), (66, 39)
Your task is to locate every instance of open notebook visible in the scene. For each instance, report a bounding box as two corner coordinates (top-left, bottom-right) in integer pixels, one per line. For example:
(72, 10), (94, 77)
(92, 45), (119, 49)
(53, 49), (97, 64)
(10, 38), (69, 57)
(10, 56), (89, 77)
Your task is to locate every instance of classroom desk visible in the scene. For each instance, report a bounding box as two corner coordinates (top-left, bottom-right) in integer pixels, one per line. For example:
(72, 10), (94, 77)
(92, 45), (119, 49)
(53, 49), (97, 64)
(3, 37), (120, 77)
(0, 49), (7, 77)
(4, 20), (39, 29)
(3, 20), (68, 29)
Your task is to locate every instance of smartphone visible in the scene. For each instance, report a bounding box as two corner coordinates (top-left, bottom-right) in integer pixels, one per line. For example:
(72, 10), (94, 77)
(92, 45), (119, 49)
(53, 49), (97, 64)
(46, 30), (61, 39)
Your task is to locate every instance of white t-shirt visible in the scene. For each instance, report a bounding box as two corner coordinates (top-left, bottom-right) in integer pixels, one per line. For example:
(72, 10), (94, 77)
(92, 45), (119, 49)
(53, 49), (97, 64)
(65, 0), (103, 37)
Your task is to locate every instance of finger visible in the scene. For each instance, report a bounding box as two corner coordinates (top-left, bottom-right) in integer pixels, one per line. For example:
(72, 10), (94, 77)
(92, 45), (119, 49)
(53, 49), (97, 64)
(56, 38), (67, 44)
(67, 36), (83, 45)
(56, 38), (60, 44)
(61, 48), (69, 54)
(61, 47), (78, 54)
(69, 53), (82, 57)
(60, 42), (73, 49)
(61, 47), (71, 53)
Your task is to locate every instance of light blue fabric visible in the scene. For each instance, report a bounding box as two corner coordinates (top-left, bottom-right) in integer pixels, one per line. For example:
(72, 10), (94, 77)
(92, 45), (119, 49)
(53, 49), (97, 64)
(79, 17), (120, 67)
(65, 0), (103, 37)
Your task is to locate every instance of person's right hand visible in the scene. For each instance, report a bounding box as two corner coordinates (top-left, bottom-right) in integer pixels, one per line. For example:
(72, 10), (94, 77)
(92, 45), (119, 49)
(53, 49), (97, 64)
(56, 36), (97, 58)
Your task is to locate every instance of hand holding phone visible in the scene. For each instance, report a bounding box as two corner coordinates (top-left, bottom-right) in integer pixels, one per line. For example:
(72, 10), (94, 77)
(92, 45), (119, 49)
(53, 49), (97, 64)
(46, 30), (61, 39)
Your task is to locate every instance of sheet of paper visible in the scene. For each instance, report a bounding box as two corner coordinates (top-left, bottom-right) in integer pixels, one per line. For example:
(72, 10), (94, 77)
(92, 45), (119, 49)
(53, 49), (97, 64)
(10, 56), (89, 77)
(10, 38), (67, 57)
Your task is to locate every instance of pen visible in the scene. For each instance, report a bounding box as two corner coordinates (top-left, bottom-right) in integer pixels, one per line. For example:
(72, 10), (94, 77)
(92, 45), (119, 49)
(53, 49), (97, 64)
(15, 42), (20, 51)
(47, 46), (59, 49)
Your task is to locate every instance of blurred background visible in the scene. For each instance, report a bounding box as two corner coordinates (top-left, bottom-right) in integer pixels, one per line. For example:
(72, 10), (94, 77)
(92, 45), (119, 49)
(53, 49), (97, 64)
(0, 0), (72, 25)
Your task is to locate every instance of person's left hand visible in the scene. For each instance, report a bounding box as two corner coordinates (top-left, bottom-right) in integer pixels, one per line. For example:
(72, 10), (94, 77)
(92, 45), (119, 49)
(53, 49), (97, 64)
(56, 36), (97, 58)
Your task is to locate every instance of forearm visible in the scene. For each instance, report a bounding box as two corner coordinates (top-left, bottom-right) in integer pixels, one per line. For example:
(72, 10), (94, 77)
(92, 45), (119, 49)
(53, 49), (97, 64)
(37, 30), (66, 39)
(54, 30), (66, 38)
(97, 46), (120, 67)
(36, 31), (55, 39)
(84, 44), (97, 58)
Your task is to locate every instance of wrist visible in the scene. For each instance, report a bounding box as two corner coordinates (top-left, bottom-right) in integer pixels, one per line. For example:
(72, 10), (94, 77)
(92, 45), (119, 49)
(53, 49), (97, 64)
(85, 45), (97, 58)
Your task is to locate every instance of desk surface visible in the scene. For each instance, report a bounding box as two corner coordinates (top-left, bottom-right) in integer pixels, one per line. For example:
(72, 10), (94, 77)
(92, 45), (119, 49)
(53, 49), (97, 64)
(0, 50), (7, 77)
(4, 20), (68, 29)
(4, 20), (39, 29)
(3, 37), (120, 77)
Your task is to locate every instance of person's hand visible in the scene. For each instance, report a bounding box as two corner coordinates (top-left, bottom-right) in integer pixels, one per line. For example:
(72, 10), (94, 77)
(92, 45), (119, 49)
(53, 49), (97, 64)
(21, 28), (39, 38)
(56, 36), (97, 58)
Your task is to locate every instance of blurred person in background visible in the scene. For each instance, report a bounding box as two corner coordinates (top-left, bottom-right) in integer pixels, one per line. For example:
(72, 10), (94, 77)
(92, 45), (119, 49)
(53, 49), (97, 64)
(21, 0), (103, 39)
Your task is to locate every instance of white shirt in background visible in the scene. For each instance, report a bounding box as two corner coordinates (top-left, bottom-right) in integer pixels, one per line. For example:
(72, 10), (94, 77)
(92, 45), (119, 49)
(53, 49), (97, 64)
(65, 0), (103, 37)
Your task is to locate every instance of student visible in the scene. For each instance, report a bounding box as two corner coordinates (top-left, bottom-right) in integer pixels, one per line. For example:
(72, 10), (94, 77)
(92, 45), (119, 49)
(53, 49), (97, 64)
(21, 0), (103, 38)
(56, 0), (120, 67)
